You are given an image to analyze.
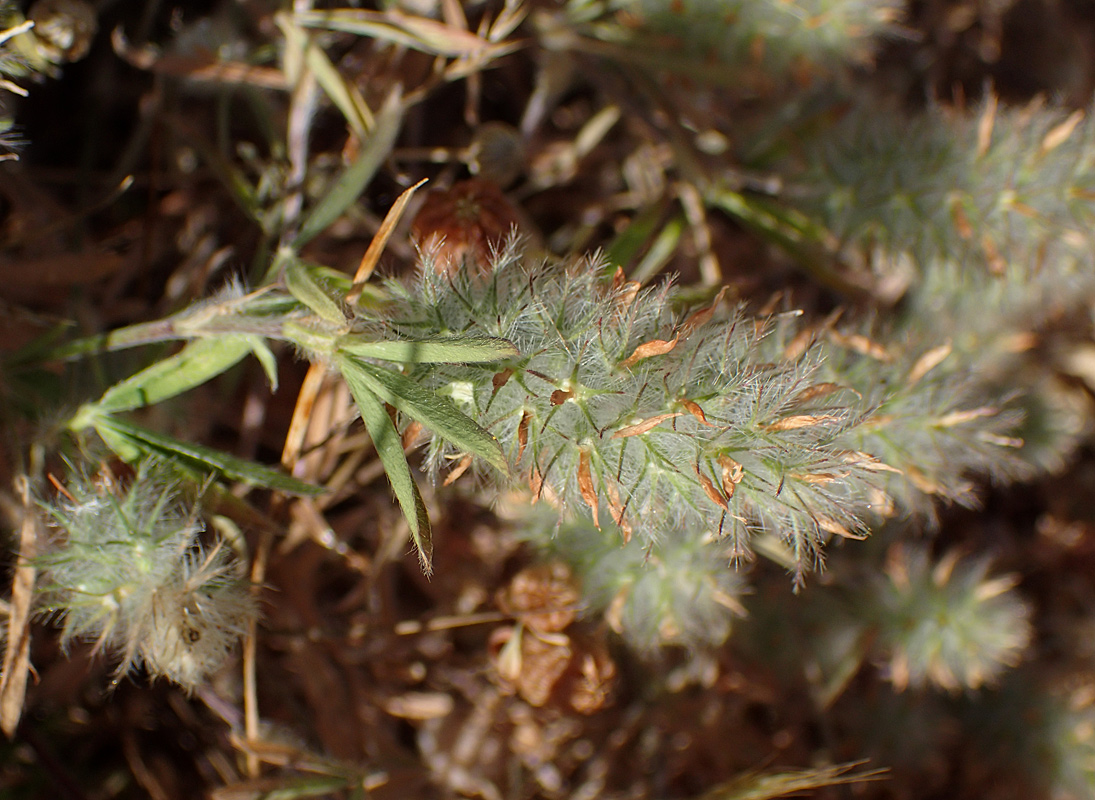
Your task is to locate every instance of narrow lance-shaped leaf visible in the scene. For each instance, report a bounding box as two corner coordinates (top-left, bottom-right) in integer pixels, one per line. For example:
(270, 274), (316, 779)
(92, 417), (323, 496)
(81, 336), (255, 418)
(340, 359), (433, 573)
(243, 334), (280, 391)
(284, 258), (348, 325)
(336, 335), (518, 364)
(339, 355), (508, 473)
(293, 87), (404, 249)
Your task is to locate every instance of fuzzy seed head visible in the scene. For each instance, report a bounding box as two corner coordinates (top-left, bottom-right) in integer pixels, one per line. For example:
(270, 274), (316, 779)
(871, 545), (1032, 692)
(35, 460), (256, 692)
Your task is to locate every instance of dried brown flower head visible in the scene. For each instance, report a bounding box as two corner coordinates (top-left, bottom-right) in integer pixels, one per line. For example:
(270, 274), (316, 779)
(411, 178), (523, 276)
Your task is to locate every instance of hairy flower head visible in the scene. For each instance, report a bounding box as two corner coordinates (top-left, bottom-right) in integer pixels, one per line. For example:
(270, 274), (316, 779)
(35, 460), (256, 692)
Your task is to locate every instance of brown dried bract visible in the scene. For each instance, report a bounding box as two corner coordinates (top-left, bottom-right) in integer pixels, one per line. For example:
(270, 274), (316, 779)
(577, 449), (599, 526)
(679, 286), (728, 336)
(488, 612), (616, 712)
(762, 413), (843, 432)
(411, 178), (523, 276)
(603, 478), (633, 543)
(489, 626), (572, 707)
(612, 412), (682, 438)
(557, 632), (616, 715)
(492, 368), (513, 393)
(678, 398), (712, 426)
(718, 454), (744, 499)
(696, 467), (728, 510)
(620, 335), (679, 369)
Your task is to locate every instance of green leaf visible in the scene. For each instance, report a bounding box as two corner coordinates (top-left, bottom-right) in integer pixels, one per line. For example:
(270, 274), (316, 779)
(338, 355), (507, 473)
(340, 361), (433, 573)
(92, 336), (255, 416)
(244, 334), (280, 390)
(707, 188), (866, 295)
(285, 258), (348, 325)
(93, 419), (143, 462)
(293, 88), (404, 249)
(303, 39), (374, 140)
(282, 320), (339, 359)
(632, 215), (685, 284)
(603, 200), (670, 269)
(336, 335), (518, 364)
(284, 261), (390, 307)
(93, 417), (323, 496)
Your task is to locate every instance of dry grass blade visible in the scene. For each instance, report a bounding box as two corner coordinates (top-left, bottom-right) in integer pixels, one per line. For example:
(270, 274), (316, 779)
(0, 477), (38, 738)
(112, 28), (288, 89)
(294, 87), (405, 249)
(487, 0), (528, 42)
(697, 761), (887, 800)
(275, 11), (374, 141)
(282, 362), (329, 475)
(346, 178), (429, 304)
(296, 8), (507, 58)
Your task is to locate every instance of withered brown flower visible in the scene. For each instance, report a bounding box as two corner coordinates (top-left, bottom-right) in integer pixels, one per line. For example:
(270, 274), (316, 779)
(410, 178), (523, 276)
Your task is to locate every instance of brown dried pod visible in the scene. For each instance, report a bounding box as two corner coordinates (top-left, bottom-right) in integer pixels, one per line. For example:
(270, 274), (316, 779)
(557, 631), (616, 714)
(487, 624), (617, 713)
(496, 562), (580, 634)
(488, 625), (572, 707)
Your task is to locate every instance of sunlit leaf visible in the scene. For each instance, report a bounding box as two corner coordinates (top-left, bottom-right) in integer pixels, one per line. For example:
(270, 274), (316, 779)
(340, 360), (433, 573)
(603, 200), (670, 270)
(338, 355), (507, 473)
(632, 214), (685, 283)
(285, 258), (348, 324)
(336, 335), (518, 364)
